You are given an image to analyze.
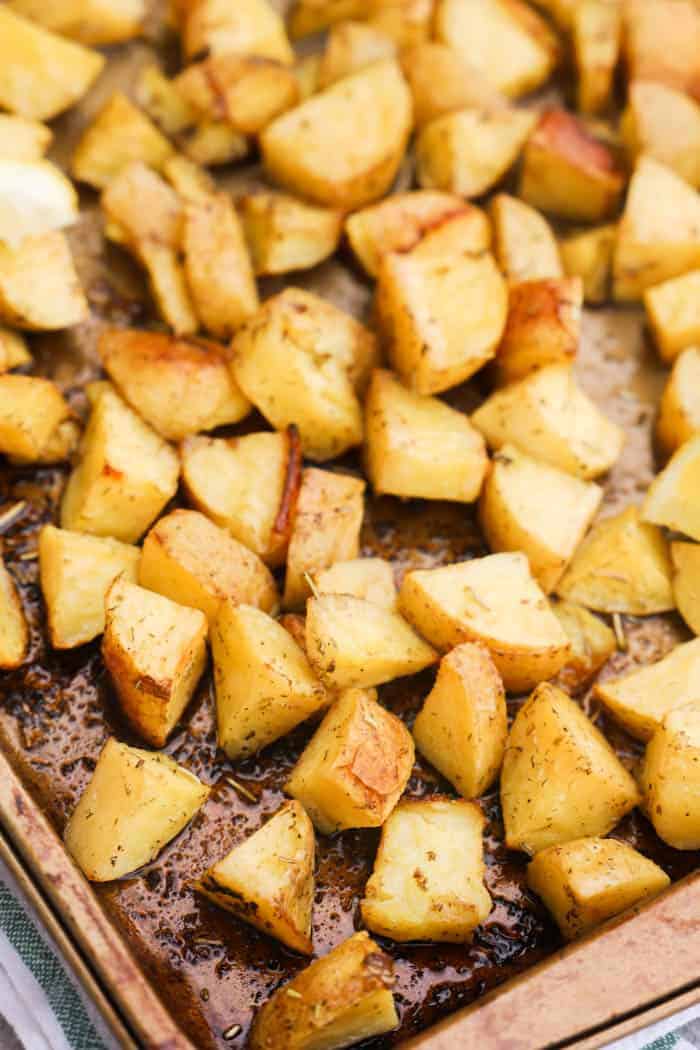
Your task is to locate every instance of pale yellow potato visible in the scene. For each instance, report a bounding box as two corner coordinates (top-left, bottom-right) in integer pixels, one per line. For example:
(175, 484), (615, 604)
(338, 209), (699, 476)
(0, 7), (104, 121)
(527, 837), (670, 940)
(0, 374), (70, 461)
(643, 434), (700, 541)
(318, 20), (396, 89)
(613, 156), (700, 300)
(64, 738), (209, 882)
(657, 349), (700, 456)
(72, 94), (174, 190)
(490, 193), (563, 284)
(285, 688), (413, 833)
(671, 541), (700, 634)
(413, 643), (507, 799)
(180, 121), (249, 167)
(162, 155), (214, 203)
(197, 801), (315, 955)
(495, 277), (583, 385)
(314, 558), (397, 611)
(400, 42), (507, 129)
(0, 114), (52, 161)
(573, 0), (621, 115)
(39, 525), (140, 649)
(551, 599), (616, 692)
(175, 55), (299, 135)
(183, 0), (294, 63)
(364, 368), (488, 502)
(642, 700), (700, 849)
(239, 193), (343, 277)
(0, 328), (31, 372)
(20, 417), (81, 468)
(399, 552), (571, 692)
(9, 0), (145, 45)
(0, 231), (87, 330)
(99, 327), (250, 442)
(135, 66), (199, 136)
(559, 224), (616, 304)
(622, 81), (700, 190)
(181, 429), (301, 568)
(0, 558), (27, 669)
(644, 270), (700, 364)
(249, 931), (398, 1050)
(472, 364), (624, 480)
(479, 445), (602, 594)
(60, 385), (179, 543)
(416, 107), (536, 198)
(622, 0), (700, 101)
(293, 55), (320, 101)
(142, 241), (200, 336)
(232, 287), (377, 461)
(103, 576), (208, 748)
(212, 602), (327, 760)
(0, 158), (79, 250)
(361, 798), (492, 942)
(594, 638), (700, 740)
(501, 682), (640, 854)
(140, 510), (278, 625)
(260, 60), (412, 210)
(435, 0), (559, 98)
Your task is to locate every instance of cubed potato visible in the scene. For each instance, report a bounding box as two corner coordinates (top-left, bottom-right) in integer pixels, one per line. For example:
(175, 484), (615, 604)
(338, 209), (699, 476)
(99, 327), (250, 442)
(623, 0), (700, 101)
(180, 120), (249, 167)
(559, 224), (616, 304)
(622, 81), (700, 190)
(435, 0), (559, 98)
(657, 349), (700, 456)
(140, 509), (278, 625)
(413, 643), (507, 798)
(495, 277), (583, 385)
(318, 20), (396, 88)
(376, 224), (507, 396)
(7, 0), (145, 45)
(518, 109), (624, 222)
(260, 60), (412, 210)
(197, 801), (315, 955)
(103, 577), (207, 747)
(239, 193), (343, 276)
(573, 0), (621, 115)
(0, 231), (87, 330)
(60, 385), (179, 543)
(416, 107), (536, 198)
(19, 417), (81, 467)
(490, 193), (563, 284)
(72, 94), (174, 190)
(0, 7), (104, 121)
(306, 594), (437, 690)
(288, 0), (368, 38)
(0, 157), (77, 247)
(642, 700), (700, 849)
(551, 599), (616, 692)
(285, 688), (413, 833)
(527, 837), (670, 940)
(39, 525), (140, 649)
(479, 445), (602, 593)
(64, 738), (210, 882)
(557, 506), (674, 616)
(181, 429), (301, 568)
(594, 638), (700, 740)
(501, 682), (640, 854)
(644, 270), (700, 364)
(0, 114), (52, 161)
(293, 54), (320, 100)
(0, 328), (31, 372)
(135, 66), (199, 136)
(613, 156), (700, 301)
(0, 558), (27, 669)
(361, 798), (492, 942)
(249, 931), (398, 1050)
(399, 552), (570, 692)
(0, 374), (71, 461)
(232, 288), (376, 461)
(212, 602), (327, 759)
(163, 154), (214, 202)
(289, 0), (432, 45)
(314, 558), (397, 610)
(472, 364), (624, 480)
(643, 434), (700, 541)
(175, 55), (299, 135)
(364, 369), (488, 502)
(182, 0), (294, 63)
(671, 541), (700, 634)
(400, 42), (507, 129)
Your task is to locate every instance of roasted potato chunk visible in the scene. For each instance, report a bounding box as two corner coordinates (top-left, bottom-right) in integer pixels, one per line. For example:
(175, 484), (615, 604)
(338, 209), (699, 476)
(361, 798), (492, 942)
(212, 602), (327, 760)
(135, 66), (199, 136)
(0, 158), (79, 249)
(559, 224), (616, 304)
(0, 374), (71, 461)
(285, 688), (413, 833)
(643, 700), (700, 849)
(318, 20), (396, 88)
(490, 193), (563, 284)
(573, 0), (621, 115)
(657, 349), (700, 456)
(249, 931), (398, 1050)
(8, 0), (145, 45)
(622, 81), (700, 190)
(289, 0), (432, 45)
(72, 93), (174, 190)
(175, 55), (299, 135)
(400, 42), (507, 129)
(260, 60), (412, 210)
(643, 434), (700, 541)
(64, 738), (210, 882)
(239, 193), (342, 276)
(399, 552), (570, 692)
(501, 683), (640, 854)
(528, 837), (669, 940)
(671, 541), (700, 635)
(413, 643), (507, 799)
(0, 231), (87, 330)
(182, 0), (294, 63)
(197, 801), (315, 955)
(0, 114), (52, 161)
(0, 328), (31, 372)
(644, 270), (700, 364)
(364, 369), (488, 502)
(623, 0), (700, 101)
(0, 558), (27, 669)
(314, 557), (397, 610)
(551, 599), (616, 692)
(495, 277), (583, 385)
(180, 120), (249, 167)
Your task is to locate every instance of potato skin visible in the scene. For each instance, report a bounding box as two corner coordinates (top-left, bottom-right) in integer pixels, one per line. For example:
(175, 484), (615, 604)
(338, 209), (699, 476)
(495, 276), (583, 385)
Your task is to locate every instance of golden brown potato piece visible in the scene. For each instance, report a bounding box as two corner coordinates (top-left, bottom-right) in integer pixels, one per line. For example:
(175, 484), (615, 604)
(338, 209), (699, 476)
(400, 41), (507, 128)
(162, 154), (214, 202)
(239, 193), (343, 276)
(622, 0), (700, 101)
(135, 66), (199, 137)
(8, 0), (145, 45)
(495, 277), (583, 385)
(103, 576), (207, 747)
(399, 552), (570, 693)
(644, 270), (700, 364)
(0, 231), (87, 331)
(175, 55), (299, 135)
(318, 20), (396, 88)
(249, 931), (398, 1050)
(289, 0), (432, 45)
(490, 193), (563, 284)
(671, 541), (700, 634)
(0, 328), (31, 372)
(552, 599), (616, 692)
(197, 801), (315, 955)
(622, 81), (700, 189)
(139, 509), (278, 625)
(0, 114), (52, 161)
(314, 557), (397, 610)
(657, 348), (700, 456)
(72, 94), (174, 190)
(283, 467), (366, 609)
(413, 643), (507, 799)
(285, 688), (413, 833)
(501, 683), (640, 854)
(64, 738), (210, 882)
(559, 223), (616, 304)
(573, 0), (621, 115)
(0, 374), (71, 461)
(260, 60), (412, 210)
(288, 0), (367, 38)
(643, 434), (700, 540)
(179, 120), (249, 167)
(182, 0), (294, 62)
(528, 837), (669, 940)
(364, 368), (488, 502)
(361, 798), (492, 942)
(0, 558), (27, 669)
(642, 700), (700, 849)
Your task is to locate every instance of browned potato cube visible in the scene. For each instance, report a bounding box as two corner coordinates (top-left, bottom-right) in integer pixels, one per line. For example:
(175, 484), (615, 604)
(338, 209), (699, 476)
(671, 541), (700, 634)
(643, 434), (700, 541)
(0, 231), (87, 330)
(135, 66), (199, 137)
(573, 0), (621, 115)
(623, 0), (700, 101)
(182, 0), (294, 63)
(0, 114), (52, 161)
(490, 193), (563, 284)
(314, 557), (397, 610)
(551, 599), (616, 692)
(495, 277), (583, 385)
(0, 328), (31, 371)
(642, 699), (700, 849)
(288, 0), (368, 39)
(400, 41), (507, 128)
(72, 93), (174, 190)
(180, 120), (249, 167)
(8, 0), (146, 45)
(657, 348), (700, 455)
(559, 224), (616, 304)
(644, 270), (700, 364)
(364, 0), (434, 47)
(622, 81), (700, 189)
(239, 193), (343, 276)
(318, 20), (396, 88)
(0, 374), (71, 461)
(162, 155), (214, 202)
(175, 55), (299, 135)
(0, 557), (27, 668)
